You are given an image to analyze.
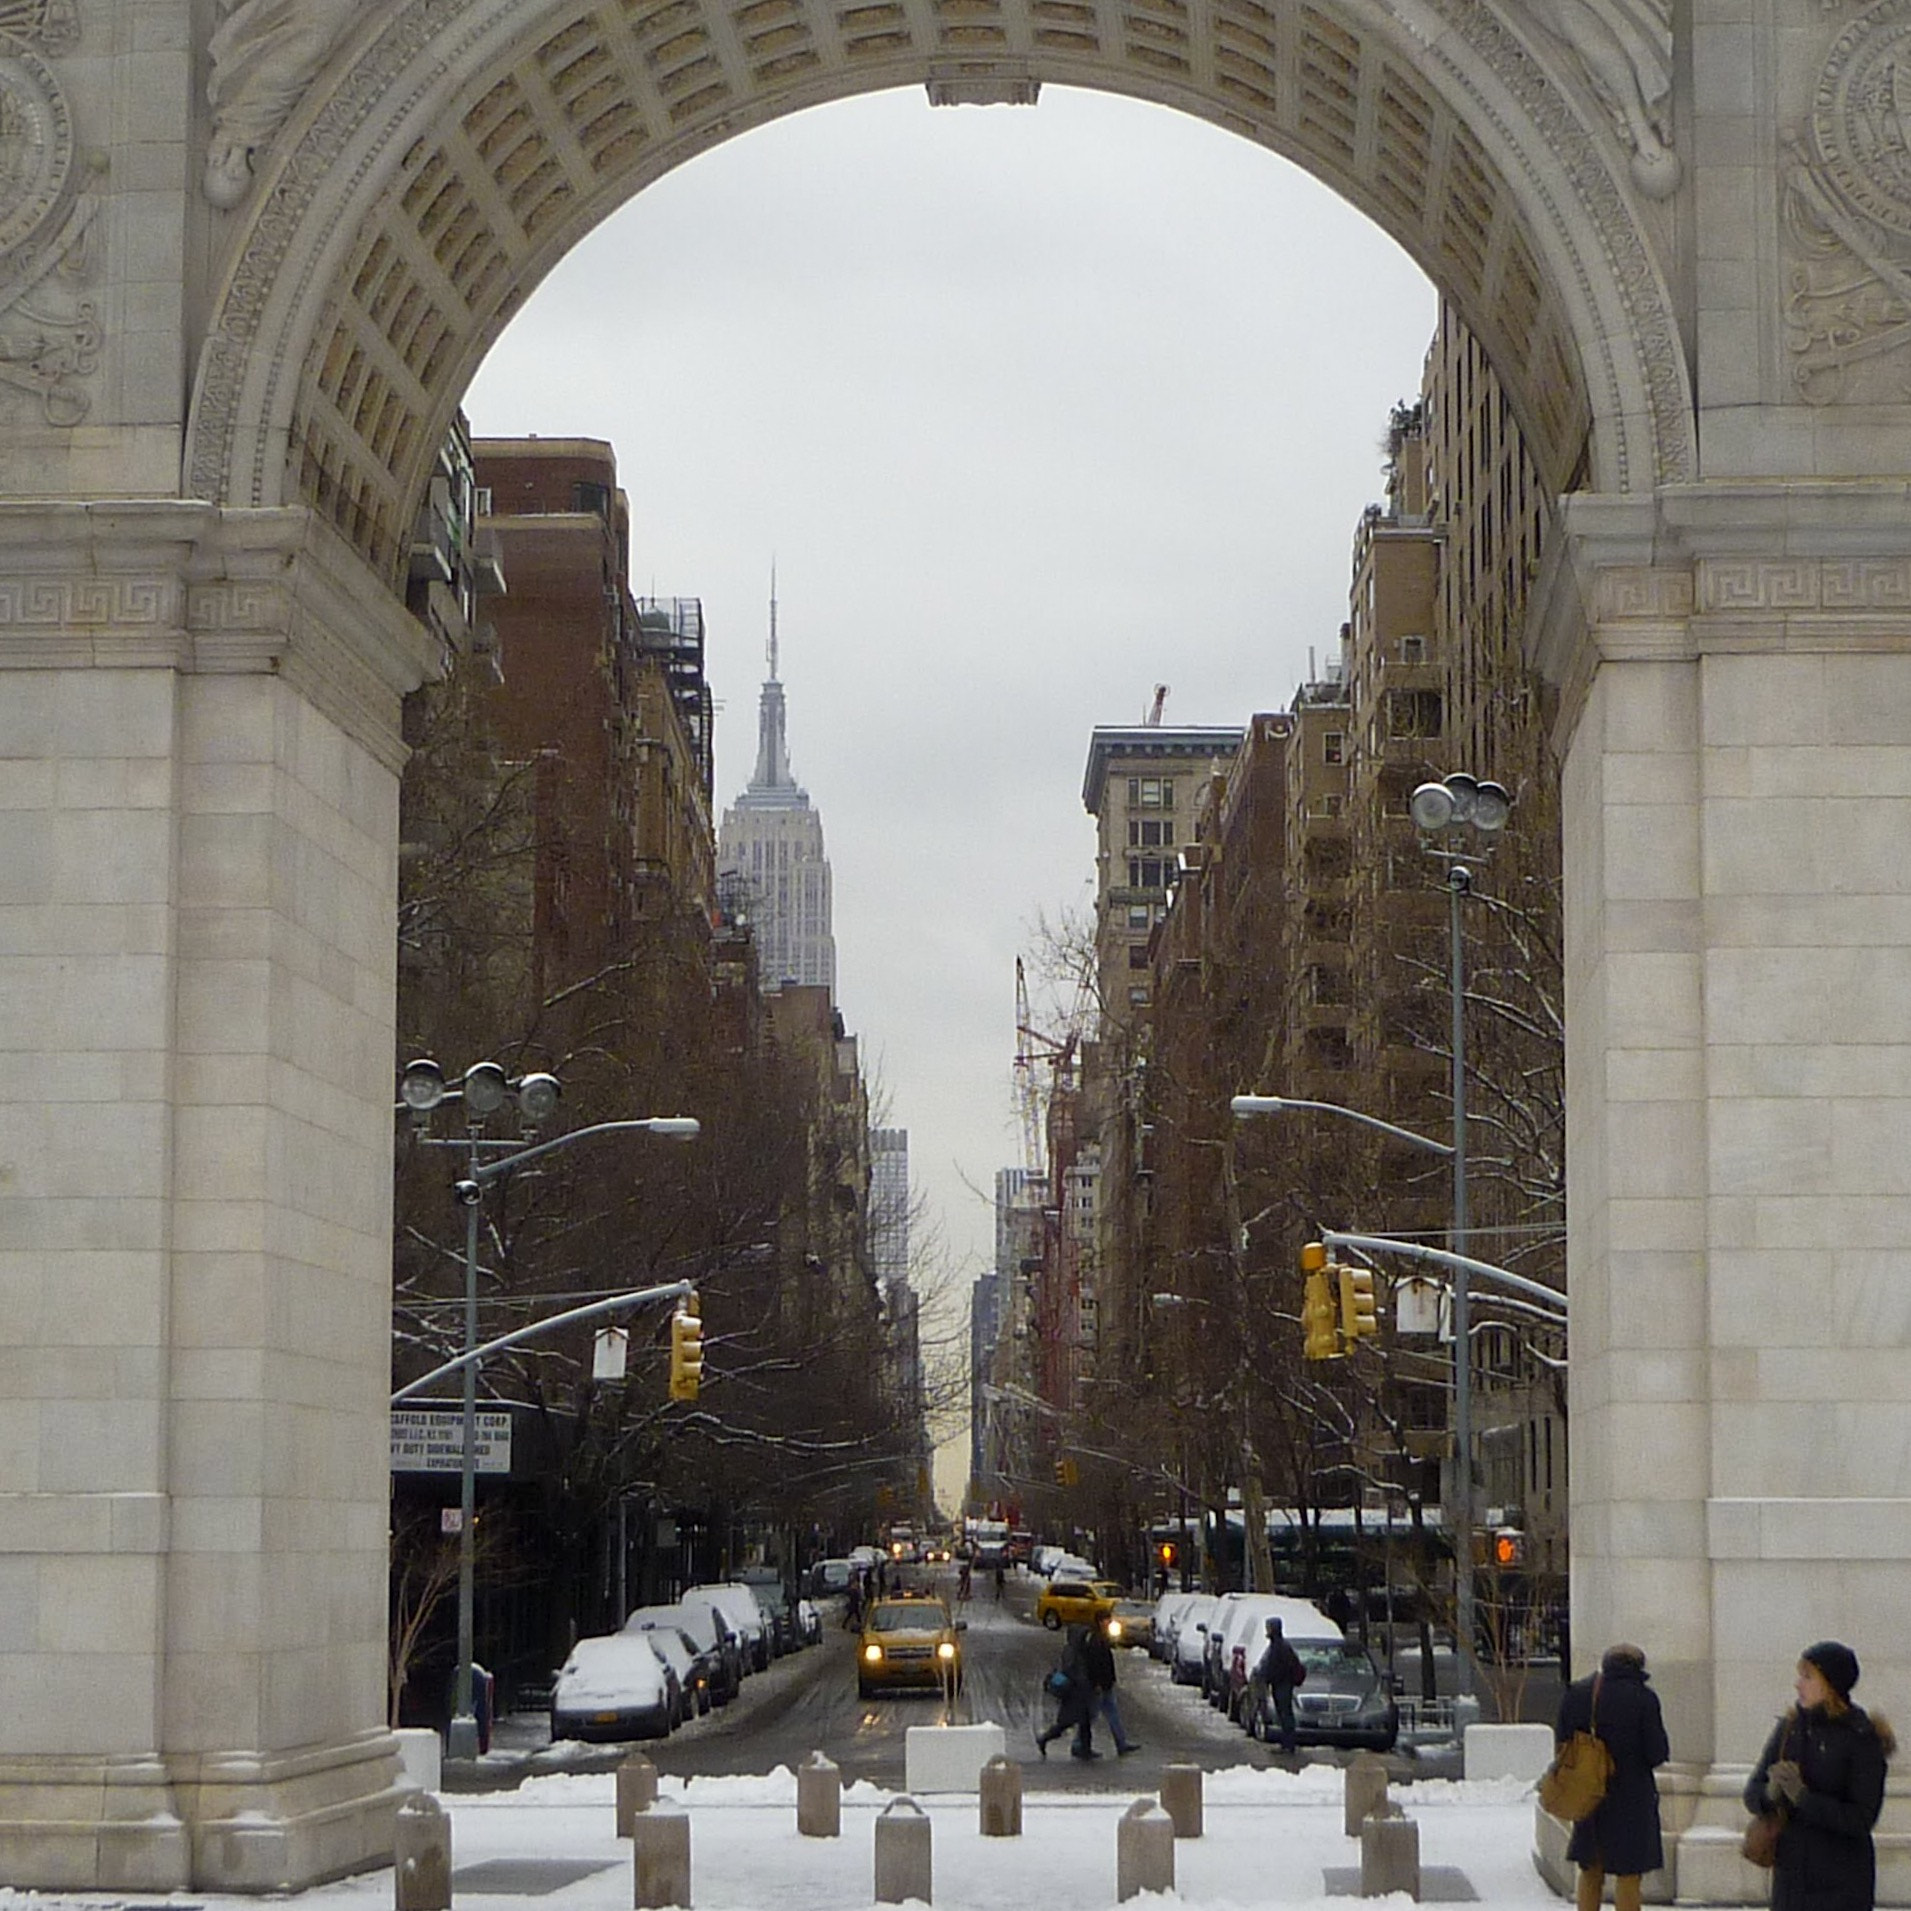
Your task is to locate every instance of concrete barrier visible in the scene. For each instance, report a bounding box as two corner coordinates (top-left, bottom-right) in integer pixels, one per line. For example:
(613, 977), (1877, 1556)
(904, 1723), (1006, 1793)
(393, 1728), (442, 1794)
(394, 1791), (450, 1911)
(1344, 1751), (1389, 1837)
(1465, 1723), (1554, 1783)
(1116, 1799), (1175, 1901)
(1360, 1807), (1420, 1900)
(874, 1797), (932, 1904)
(1160, 1765), (1203, 1839)
(979, 1756), (1021, 1837)
(798, 1752), (841, 1838)
(632, 1804), (690, 1909)
(618, 1755), (660, 1837)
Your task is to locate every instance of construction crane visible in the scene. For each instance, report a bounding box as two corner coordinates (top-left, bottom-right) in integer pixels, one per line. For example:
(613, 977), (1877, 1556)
(1143, 683), (1170, 726)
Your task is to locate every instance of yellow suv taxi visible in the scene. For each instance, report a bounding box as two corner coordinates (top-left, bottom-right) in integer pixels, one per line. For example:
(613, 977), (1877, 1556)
(1035, 1576), (1122, 1631)
(858, 1594), (964, 1696)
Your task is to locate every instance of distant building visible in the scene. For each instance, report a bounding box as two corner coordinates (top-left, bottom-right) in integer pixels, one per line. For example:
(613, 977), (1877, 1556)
(718, 595), (836, 993)
(870, 1128), (910, 1286)
(469, 437), (715, 985)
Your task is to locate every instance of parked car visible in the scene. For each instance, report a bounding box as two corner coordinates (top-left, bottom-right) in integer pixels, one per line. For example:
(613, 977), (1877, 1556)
(858, 1594), (964, 1697)
(636, 1625), (705, 1722)
(551, 1633), (674, 1742)
(737, 1571), (802, 1654)
(1035, 1575), (1119, 1631)
(1212, 1594), (1341, 1720)
(809, 1558), (854, 1598)
(624, 1601), (741, 1706)
(682, 1583), (773, 1672)
(1171, 1593), (1222, 1685)
(1247, 1635), (1400, 1751)
(1151, 1590), (1201, 1661)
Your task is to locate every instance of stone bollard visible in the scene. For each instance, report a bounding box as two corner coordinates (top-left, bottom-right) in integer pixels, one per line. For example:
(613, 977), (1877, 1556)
(1116, 1799), (1176, 1902)
(632, 1803), (691, 1909)
(978, 1756), (1021, 1837)
(797, 1752), (841, 1838)
(1360, 1805), (1420, 1900)
(1344, 1751), (1389, 1837)
(394, 1791), (451, 1911)
(874, 1796), (932, 1904)
(617, 1754), (660, 1838)
(1159, 1765), (1203, 1839)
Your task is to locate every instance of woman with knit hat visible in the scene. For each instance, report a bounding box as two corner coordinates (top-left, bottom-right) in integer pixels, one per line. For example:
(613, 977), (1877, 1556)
(1745, 1642), (1895, 1911)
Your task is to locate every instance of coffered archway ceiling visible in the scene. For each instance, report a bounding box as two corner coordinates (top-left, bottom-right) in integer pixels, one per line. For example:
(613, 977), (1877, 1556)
(185, 0), (1691, 588)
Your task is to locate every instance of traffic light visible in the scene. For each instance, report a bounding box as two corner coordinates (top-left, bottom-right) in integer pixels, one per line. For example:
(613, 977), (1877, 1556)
(1492, 1528), (1525, 1569)
(1158, 1541), (1178, 1569)
(668, 1295), (704, 1401)
(1054, 1457), (1079, 1488)
(1338, 1265), (1379, 1342)
(1300, 1242), (1343, 1360)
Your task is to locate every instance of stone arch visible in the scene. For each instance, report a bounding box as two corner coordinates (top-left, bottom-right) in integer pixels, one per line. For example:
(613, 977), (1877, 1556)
(183, 0), (1692, 589)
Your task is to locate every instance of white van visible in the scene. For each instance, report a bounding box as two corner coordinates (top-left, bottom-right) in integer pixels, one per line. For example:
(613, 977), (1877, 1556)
(681, 1583), (772, 1673)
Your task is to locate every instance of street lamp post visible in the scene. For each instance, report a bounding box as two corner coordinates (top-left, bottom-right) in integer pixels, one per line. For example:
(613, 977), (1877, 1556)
(1407, 770), (1512, 1685)
(396, 1058), (700, 1758)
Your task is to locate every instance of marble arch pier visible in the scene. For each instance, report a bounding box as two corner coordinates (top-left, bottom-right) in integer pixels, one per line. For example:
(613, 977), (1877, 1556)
(1, 0), (1909, 1892)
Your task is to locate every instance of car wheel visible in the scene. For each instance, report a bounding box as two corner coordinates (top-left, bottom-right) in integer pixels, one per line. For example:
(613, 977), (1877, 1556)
(858, 1680), (873, 1699)
(1043, 1611), (1061, 1630)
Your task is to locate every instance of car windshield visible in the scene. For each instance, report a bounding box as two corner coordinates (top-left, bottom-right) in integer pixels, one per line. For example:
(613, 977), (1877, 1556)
(867, 1602), (946, 1632)
(1296, 1641), (1379, 1686)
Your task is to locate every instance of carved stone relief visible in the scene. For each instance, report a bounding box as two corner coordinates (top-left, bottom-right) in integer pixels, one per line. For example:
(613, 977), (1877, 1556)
(204, 0), (362, 209)
(1515, 0), (1680, 197)
(0, 0), (99, 427)
(1784, 0), (1911, 403)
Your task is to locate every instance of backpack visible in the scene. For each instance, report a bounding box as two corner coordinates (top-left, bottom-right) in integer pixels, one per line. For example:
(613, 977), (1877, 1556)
(1539, 1675), (1614, 1823)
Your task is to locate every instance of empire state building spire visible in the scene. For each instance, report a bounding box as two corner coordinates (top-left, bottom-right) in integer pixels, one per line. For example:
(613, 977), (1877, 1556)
(748, 571), (801, 796)
(718, 574), (836, 992)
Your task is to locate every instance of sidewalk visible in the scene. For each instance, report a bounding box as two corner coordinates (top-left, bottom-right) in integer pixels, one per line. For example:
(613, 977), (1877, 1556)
(15, 1765), (1559, 1911)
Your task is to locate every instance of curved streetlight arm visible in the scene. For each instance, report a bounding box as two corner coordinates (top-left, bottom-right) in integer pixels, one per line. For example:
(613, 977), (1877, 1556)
(1321, 1231), (1567, 1315)
(1230, 1095), (1454, 1157)
(392, 1278), (695, 1402)
(469, 1117), (701, 1186)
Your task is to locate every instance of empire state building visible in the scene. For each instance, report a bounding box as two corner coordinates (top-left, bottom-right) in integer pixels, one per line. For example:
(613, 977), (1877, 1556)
(717, 597), (836, 993)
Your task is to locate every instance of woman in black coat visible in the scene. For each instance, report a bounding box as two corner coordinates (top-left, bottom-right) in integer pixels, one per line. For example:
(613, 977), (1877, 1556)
(1555, 1643), (1670, 1911)
(1745, 1641), (1895, 1911)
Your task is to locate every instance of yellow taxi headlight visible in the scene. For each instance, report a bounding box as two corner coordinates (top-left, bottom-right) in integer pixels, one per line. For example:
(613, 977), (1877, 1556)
(1108, 1619), (1124, 1639)
(863, 1643), (883, 1663)
(936, 1641), (956, 1661)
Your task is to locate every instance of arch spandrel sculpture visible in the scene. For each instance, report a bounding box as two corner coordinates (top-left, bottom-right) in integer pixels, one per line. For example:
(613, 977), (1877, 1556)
(1, 0), (1910, 1896)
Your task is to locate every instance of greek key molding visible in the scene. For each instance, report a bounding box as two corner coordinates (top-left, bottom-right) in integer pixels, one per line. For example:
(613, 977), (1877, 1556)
(1698, 556), (1911, 612)
(1594, 567), (1695, 620)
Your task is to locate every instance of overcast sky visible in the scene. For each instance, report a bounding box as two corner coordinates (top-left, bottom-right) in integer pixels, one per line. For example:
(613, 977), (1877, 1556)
(464, 83), (1436, 1494)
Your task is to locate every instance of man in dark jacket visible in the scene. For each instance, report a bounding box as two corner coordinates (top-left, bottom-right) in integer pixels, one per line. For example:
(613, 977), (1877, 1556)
(1555, 1643), (1669, 1911)
(1254, 1616), (1307, 1754)
(1745, 1640), (1894, 1911)
(1080, 1612), (1140, 1757)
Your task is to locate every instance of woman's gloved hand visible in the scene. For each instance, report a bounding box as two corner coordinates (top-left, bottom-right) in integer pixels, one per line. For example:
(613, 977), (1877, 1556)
(1768, 1760), (1807, 1806)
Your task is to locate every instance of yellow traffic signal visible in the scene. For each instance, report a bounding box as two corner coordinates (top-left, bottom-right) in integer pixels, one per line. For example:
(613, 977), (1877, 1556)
(1492, 1528), (1525, 1569)
(1338, 1265), (1379, 1342)
(668, 1295), (704, 1401)
(1302, 1268), (1343, 1361)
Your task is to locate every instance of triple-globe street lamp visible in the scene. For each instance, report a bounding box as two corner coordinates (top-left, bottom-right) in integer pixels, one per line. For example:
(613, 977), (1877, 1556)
(396, 1058), (700, 1758)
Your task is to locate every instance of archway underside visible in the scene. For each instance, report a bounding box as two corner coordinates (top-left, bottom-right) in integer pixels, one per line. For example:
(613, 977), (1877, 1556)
(273, 0), (1612, 591)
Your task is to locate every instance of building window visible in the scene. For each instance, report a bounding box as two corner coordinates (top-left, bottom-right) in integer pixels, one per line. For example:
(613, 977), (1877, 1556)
(1319, 793), (1343, 817)
(1388, 688), (1444, 738)
(1128, 985), (1150, 1007)
(1401, 634), (1426, 663)
(1128, 944), (1150, 969)
(1323, 731), (1345, 765)
(1127, 904), (1150, 928)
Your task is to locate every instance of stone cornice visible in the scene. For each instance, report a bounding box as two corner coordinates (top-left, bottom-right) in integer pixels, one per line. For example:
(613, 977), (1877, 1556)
(1528, 486), (1911, 756)
(0, 503), (438, 770)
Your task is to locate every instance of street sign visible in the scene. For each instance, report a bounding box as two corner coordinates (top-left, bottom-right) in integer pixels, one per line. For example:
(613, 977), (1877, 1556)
(441, 1507), (463, 1534)
(390, 1407), (513, 1474)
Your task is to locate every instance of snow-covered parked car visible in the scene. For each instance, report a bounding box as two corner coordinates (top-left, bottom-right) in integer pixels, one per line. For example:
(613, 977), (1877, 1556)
(551, 1633), (675, 1742)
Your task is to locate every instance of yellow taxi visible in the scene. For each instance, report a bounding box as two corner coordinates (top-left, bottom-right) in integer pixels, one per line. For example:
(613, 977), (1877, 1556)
(858, 1594), (964, 1696)
(1035, 1575), (1122, 1631)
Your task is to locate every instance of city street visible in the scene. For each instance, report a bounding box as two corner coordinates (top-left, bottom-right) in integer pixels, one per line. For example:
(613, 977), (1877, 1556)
(466, 1571), (1479, 1794)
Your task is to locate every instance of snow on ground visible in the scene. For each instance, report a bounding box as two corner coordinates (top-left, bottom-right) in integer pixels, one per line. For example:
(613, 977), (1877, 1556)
(15, 1763), (1558, 1911)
